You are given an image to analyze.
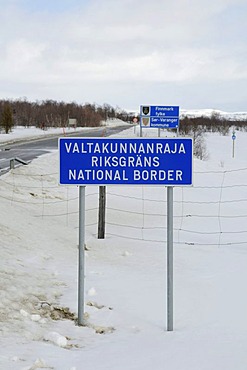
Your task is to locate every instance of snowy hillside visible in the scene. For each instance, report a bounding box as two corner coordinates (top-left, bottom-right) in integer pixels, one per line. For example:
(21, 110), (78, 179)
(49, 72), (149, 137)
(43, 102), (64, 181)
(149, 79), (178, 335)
(1, 124), (247, 369)
(180, 108), (247, 121)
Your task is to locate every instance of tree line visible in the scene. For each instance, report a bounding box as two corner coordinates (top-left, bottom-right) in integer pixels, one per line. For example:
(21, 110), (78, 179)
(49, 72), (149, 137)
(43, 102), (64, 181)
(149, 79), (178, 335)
(0, 98), (131, 133)
(178, 112), (247, 160)
(179, 112), (247, 136)
(1, 98), (247, 136)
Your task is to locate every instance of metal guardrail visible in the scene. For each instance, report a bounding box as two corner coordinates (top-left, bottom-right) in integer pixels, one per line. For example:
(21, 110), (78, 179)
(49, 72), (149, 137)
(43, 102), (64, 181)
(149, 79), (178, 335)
(10, 157), (29, 169)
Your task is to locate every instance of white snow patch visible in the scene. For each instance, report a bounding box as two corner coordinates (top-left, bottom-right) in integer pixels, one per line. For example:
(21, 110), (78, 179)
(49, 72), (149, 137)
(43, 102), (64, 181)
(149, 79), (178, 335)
(43, 331), (68, 348)
(122, 251), (132, 257)
(87, 287), (97, 296)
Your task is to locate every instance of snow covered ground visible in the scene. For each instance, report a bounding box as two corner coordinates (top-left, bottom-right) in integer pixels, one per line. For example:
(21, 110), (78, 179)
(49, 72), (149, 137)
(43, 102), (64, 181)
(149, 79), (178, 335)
(0, 125), (75, 145)
(1, 122), (247, 370)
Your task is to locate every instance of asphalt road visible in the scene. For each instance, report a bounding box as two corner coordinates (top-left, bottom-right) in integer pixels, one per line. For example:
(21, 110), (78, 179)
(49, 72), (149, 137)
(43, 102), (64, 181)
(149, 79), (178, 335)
(0, 124), (131, 174)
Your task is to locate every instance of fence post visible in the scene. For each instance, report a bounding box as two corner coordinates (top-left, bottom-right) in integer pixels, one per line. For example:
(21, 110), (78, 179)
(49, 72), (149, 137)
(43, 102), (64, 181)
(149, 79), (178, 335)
(98, 186), (106, 239)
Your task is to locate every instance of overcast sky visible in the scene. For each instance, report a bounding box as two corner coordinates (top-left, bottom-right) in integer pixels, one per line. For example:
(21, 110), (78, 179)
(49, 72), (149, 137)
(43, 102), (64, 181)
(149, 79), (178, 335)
(0, 0), (246, 112)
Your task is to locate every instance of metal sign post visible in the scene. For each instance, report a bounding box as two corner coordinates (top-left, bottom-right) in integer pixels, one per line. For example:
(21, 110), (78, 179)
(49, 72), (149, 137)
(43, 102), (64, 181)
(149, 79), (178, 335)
(167, 186), (173, 331)
(78, 186), (86, 326)
(232, 131), (236, 158)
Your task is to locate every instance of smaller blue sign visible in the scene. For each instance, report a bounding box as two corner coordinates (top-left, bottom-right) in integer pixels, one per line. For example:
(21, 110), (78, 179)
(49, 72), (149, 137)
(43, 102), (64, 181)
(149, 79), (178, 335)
(141, 117), (179, 128)
(232, 135), (236, 140)
(149, 106), (179, 117)
(140, 105), (179, 128)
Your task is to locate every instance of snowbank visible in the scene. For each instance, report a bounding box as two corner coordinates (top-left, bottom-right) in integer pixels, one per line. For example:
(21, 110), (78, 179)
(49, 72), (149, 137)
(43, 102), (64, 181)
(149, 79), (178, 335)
(1, 124), (247, 369)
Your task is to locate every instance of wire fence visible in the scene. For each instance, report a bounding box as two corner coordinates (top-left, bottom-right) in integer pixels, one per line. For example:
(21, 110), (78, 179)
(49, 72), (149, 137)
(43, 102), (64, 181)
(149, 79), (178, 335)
(1, 166), (247, 247)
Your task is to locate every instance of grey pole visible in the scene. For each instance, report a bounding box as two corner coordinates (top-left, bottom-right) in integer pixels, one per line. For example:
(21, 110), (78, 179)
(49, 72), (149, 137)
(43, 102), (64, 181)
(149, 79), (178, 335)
(140, 120), (143, 137)
(167, 186), (173, 331)
(158, 128), (161, 137)
(78, 186), (86, 326)
(10, 159), (15, 169)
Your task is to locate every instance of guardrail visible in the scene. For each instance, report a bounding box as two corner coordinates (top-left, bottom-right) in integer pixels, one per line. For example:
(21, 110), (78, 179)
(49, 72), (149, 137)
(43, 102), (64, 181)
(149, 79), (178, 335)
(10, 157), (29, 169)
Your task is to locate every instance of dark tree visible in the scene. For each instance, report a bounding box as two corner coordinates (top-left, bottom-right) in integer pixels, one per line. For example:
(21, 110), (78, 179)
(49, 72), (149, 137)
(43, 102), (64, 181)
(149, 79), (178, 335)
(1, 104), (13, 134)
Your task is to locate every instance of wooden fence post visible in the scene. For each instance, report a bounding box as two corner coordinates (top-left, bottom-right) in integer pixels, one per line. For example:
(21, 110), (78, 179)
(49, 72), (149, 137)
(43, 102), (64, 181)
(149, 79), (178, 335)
(98, 186), (106, 239)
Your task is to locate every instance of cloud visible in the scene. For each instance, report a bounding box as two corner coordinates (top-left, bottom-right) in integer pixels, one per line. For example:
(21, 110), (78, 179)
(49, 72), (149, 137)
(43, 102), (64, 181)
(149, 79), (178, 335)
(0, 0), (246, 110)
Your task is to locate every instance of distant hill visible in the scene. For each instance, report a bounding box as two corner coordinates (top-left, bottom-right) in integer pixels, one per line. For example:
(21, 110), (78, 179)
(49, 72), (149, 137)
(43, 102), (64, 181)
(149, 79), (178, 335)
(180, 109), (247, 121)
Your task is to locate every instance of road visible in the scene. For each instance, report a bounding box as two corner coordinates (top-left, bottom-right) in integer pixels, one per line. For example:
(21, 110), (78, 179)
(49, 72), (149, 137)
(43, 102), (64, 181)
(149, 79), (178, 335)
(0, 124), (131, 174)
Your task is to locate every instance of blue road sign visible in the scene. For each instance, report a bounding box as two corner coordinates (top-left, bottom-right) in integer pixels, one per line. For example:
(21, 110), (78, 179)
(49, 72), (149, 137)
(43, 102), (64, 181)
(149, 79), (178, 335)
(232, 134), (236, 140)
(141, 106), (179, 117)
(140, 105), (179, 128)
(59, 138), (193, 186)
(142, 117), (179, 128)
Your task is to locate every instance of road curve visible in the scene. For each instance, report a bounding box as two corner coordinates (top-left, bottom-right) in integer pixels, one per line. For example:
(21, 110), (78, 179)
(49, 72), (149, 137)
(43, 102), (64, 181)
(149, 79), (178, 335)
(0, 124), (131, 174)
